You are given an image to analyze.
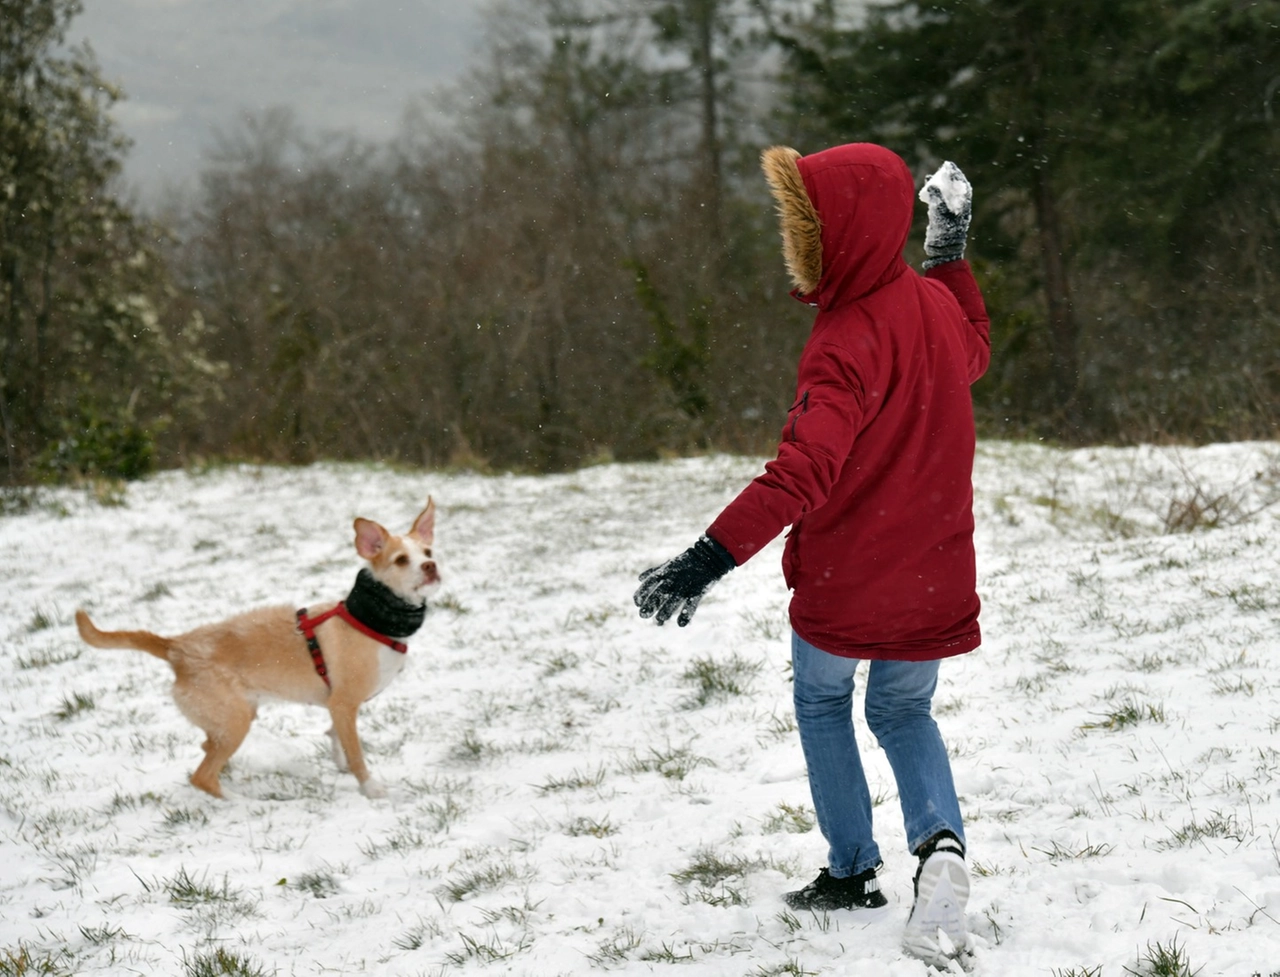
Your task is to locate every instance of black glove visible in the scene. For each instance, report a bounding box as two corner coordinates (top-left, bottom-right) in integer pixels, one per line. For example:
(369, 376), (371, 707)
(634, 535), (736, 627)
(919, 161), (973, 270)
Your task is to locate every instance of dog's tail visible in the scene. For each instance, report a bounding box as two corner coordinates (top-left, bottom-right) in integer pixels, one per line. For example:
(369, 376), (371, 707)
(75, 609), (173, 660)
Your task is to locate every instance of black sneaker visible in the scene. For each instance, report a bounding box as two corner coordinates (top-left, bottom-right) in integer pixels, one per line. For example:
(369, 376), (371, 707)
(903, 831), (969, 965)
(784, 864), (887, 911)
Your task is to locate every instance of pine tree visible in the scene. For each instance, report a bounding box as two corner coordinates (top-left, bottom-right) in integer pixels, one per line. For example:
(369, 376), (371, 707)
(0, 0), (220, 482)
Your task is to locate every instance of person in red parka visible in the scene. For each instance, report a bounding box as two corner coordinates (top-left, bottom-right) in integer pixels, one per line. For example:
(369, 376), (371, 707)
(634, 143), (990, 967)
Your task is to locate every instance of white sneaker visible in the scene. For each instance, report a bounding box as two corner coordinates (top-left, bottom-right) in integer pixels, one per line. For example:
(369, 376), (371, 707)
(902, 833), (969, 966)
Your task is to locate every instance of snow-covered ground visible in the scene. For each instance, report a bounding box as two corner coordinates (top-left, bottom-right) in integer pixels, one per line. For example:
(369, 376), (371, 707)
(2, 443), (1279, 976)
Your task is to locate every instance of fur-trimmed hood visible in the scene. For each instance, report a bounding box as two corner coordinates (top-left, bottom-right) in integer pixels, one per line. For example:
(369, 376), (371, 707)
(761, 143), (915, 309)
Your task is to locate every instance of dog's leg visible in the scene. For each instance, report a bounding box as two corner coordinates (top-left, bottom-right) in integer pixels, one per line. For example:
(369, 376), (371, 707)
(326, 697), (386, 799)
(327, 725), (349, 772)
(176, 680), (255, 799)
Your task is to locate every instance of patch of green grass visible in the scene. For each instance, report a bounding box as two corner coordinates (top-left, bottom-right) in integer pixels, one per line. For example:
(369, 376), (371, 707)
(45, 843), (99, 891)
(422, 795), (466, 833)
(441, 860), (524, 902)
(970, 860), (1009, 878)
(587, 926), (644, 966)
(358, 823), (427, 858)
(758, 711), (797, 742)
(1123, 936), (1200, 977)
(536, 765), (607, 793)
(161, 867), (221, 904)
(1206, 650), (1251, 673)
(621, 745), (711, 781)
(759, 802), (815, 835)
(52, 692), (95, 721)
(1013, 673), (1052, 696)
(149, 866), (256, 922)
(182, 947), (274, 977)
(293, 869), (341, 899)
(540, 650), (580, 675)
(431, 592), (469, 614)
(685, 883), (747, 907)
(442, 929), (531, 965)
(671, 847), (760, 887)
(1081, 697), (1166, 731)
(639, 941), (696, 964)
(1053, 966), (1103, 977)
(162, 807), (210, 828)
(775, 909), (803, 935)
(1210, 675), (1256, 697)
(0, 944), (75, 976)
(448, 728), (496, 764)
(681, 653), (762, 708)
(1031, 839), (1115, 861)
(562, 816), (617, 838)
(392, 916), (444, 950)
(752, 960), (819, 977)
(1125, 651), (1169, 673)
(140, 582), (172, 602)
(107, 791), (163, 814)
(77, 923), (127, 946)
(15, 647), (81, 670)
(477, 899), (541, 927)
(1157, 810), (1249, 850)
(26, 607), (60, 633)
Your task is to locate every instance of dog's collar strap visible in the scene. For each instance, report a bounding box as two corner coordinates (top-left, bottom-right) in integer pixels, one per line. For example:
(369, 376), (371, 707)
(343, 568), (427, 640)
(333, 603), (409, 653)
(296, 603), (410, 689)
(296, 607), (334, 687)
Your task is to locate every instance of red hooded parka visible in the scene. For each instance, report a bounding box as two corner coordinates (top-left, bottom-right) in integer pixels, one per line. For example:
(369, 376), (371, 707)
(707, 143), (991, 661)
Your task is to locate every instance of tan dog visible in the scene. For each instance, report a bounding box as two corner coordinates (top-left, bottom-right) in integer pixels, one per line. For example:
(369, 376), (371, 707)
(75, 499), (440, 800)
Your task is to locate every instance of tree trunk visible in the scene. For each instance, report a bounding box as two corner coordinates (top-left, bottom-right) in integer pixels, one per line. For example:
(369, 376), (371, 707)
(1, 246), (24, 479)
(34, 212), (55, 425)
(692, 0), (722, 241)
(1029, 159), (1081, 427)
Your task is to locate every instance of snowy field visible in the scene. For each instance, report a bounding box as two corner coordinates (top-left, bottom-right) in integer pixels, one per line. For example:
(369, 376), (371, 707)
(2, 442), (1280, 977)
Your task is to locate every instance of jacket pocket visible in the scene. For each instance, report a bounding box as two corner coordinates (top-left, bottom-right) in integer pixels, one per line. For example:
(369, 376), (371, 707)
(785, 390), (809, 442)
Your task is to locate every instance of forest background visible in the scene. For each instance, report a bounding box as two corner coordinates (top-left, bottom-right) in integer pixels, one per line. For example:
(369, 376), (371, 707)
(2, 0), (1278, 485)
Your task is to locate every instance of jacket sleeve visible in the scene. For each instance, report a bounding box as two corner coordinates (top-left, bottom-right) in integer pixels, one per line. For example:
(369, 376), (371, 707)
(706, 342), (864, 565)
(926, 260), (990, 382)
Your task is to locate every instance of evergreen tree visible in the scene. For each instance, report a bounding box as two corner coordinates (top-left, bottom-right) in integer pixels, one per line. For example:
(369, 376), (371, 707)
(769, 0), (1168, 431)
(0, 0), (219, 482)
(770, 0), (1280, 439)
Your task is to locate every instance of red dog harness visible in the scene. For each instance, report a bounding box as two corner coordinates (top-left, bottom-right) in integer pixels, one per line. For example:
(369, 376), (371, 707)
(295, 603), (408, 688)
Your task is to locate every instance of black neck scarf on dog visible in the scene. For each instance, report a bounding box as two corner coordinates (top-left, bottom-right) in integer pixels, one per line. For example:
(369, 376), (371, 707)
(344, 568), (427, 639)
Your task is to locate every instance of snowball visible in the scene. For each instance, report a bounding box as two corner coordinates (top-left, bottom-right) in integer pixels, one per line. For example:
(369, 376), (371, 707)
(919, 161), (970, 213)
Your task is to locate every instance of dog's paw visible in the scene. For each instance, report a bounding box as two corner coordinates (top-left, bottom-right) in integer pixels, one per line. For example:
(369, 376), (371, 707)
(360, 778), (389, 800)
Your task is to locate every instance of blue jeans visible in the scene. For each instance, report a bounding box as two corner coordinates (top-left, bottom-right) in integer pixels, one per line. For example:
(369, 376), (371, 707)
(791, 631), (965, 878)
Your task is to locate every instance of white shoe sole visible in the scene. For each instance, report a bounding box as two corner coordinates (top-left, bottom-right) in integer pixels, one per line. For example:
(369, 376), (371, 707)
(902, 851), (969, 966)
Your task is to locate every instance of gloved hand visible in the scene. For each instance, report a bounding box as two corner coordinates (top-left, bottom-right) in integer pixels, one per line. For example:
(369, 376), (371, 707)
(919, 161), (972, 270)
(634, 535), (736, 627)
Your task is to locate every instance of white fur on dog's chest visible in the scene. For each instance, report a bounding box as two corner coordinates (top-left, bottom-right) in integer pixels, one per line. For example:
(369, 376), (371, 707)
(373, 643), (409, 696)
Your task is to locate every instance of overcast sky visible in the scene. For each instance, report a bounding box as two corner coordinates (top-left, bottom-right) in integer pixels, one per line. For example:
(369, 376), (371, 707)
(70, 0), (483, 203)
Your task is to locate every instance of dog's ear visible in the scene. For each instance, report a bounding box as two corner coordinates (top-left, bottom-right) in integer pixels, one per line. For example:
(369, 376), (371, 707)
(354, 518), (390, 559)
(410, 497), (435, 547)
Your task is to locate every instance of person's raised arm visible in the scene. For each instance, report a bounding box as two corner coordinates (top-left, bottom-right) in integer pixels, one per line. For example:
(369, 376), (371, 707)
(920, 161), (990, 381)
